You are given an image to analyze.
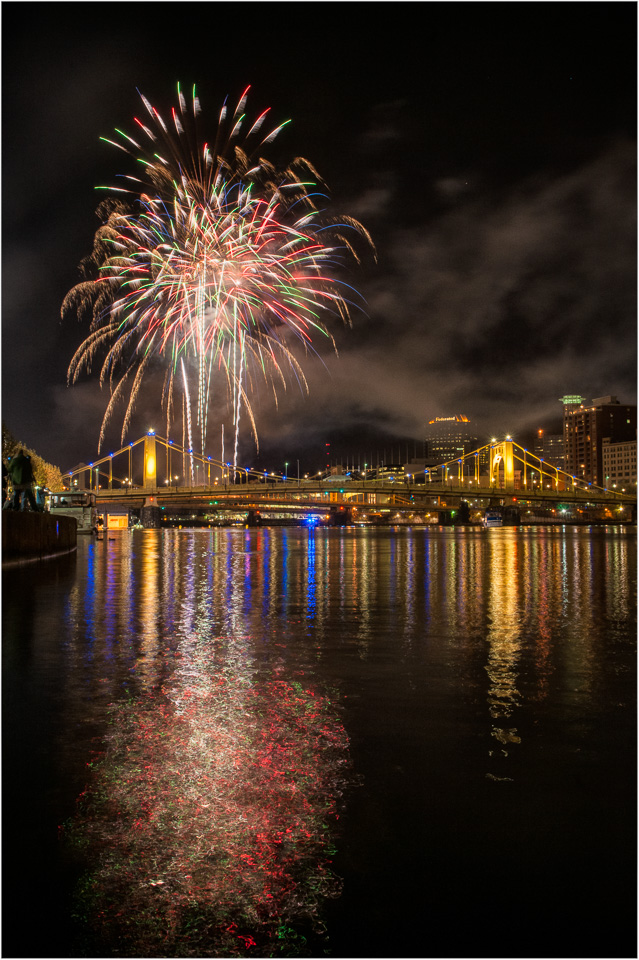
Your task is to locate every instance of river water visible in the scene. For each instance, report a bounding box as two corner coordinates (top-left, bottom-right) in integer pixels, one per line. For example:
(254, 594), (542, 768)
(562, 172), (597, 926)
(2, 525), (636, 958)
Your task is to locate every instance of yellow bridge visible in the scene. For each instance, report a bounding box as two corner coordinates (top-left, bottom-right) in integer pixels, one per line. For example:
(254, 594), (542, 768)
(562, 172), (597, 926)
(61, 433), (635, 520)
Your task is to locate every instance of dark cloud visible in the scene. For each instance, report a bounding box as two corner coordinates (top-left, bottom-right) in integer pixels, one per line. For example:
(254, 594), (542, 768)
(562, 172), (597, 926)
(250, 136), (635, 455)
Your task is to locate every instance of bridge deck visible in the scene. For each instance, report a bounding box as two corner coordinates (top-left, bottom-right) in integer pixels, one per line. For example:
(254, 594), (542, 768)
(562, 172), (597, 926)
(89, 479), (635, 509)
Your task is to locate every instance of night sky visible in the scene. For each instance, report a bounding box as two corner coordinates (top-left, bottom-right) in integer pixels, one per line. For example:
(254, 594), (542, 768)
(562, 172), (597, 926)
(2, 1), (636, 475)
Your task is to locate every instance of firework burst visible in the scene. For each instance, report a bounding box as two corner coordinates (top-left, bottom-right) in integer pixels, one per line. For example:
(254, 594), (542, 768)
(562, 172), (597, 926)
(63, 84), (374, 466)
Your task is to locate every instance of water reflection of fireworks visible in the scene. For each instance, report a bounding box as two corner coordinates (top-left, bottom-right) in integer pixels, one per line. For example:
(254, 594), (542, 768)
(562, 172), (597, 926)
(65, 657), (352, 956)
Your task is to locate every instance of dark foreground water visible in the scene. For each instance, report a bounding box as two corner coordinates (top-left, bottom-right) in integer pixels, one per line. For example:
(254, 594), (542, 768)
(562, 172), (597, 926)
(2, 526), (636, 958)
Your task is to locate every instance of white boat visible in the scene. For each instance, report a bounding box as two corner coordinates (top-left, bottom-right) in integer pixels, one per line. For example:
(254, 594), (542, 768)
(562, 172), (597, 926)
(483, 509), (503, 527)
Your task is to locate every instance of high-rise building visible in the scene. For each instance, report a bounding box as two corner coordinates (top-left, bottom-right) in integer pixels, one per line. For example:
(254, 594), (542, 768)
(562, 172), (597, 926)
(424, 415), (478, 465)
(563, 395), (636, 486)
(602, 438), (637, 491)
(534, 429), (565, 471)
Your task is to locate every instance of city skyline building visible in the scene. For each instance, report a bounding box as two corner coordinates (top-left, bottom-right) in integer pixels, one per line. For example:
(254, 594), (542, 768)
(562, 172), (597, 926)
(563, 395), (636, 487)
(424, 415), (479, 465)
(602, 438), (637, 492)
(534, 429), (565, 471)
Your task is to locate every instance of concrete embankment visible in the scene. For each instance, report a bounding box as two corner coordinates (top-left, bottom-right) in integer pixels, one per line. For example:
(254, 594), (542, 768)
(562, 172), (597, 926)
(2, 511), (77, 566)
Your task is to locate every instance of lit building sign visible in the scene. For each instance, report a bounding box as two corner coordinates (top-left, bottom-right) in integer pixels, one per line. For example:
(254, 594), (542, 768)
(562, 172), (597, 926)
(429, 415), (470, 424)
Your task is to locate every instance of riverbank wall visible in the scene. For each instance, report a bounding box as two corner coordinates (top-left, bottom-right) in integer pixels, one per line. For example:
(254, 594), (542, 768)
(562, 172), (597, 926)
(2, 511), (77, 566)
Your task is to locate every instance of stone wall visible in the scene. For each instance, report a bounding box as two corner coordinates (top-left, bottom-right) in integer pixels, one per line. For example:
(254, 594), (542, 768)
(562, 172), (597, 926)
(2, 511), (77, 564)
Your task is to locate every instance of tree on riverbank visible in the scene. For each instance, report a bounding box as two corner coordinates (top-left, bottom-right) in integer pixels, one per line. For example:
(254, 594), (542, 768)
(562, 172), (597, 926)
(2, 423), (64, 489)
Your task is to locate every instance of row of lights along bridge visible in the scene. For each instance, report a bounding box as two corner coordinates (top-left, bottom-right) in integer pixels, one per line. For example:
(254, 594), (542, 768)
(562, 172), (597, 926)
(71, 430), (634, 500)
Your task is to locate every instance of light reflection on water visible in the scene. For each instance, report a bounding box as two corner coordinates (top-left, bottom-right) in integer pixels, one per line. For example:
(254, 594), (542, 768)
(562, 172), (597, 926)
(67, 661), (349, 956)
(2, 525), (636, 958)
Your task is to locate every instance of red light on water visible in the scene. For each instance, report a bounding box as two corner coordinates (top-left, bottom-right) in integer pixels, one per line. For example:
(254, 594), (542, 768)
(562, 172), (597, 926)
(64, 665), (351, 955)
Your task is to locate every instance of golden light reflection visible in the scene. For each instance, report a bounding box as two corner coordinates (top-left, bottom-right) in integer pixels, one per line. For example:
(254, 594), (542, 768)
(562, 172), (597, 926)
(136, 531), (161, 686)
(485, 534), (522, 781)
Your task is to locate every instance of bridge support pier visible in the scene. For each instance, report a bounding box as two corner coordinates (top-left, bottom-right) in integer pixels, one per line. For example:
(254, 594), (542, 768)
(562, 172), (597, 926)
(456, 500), (471, 524)
(246, 509), (261, 527)
(140, 496), (161, 528)
(329, 505), (352, 526)
(503, 505), (521, 525)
